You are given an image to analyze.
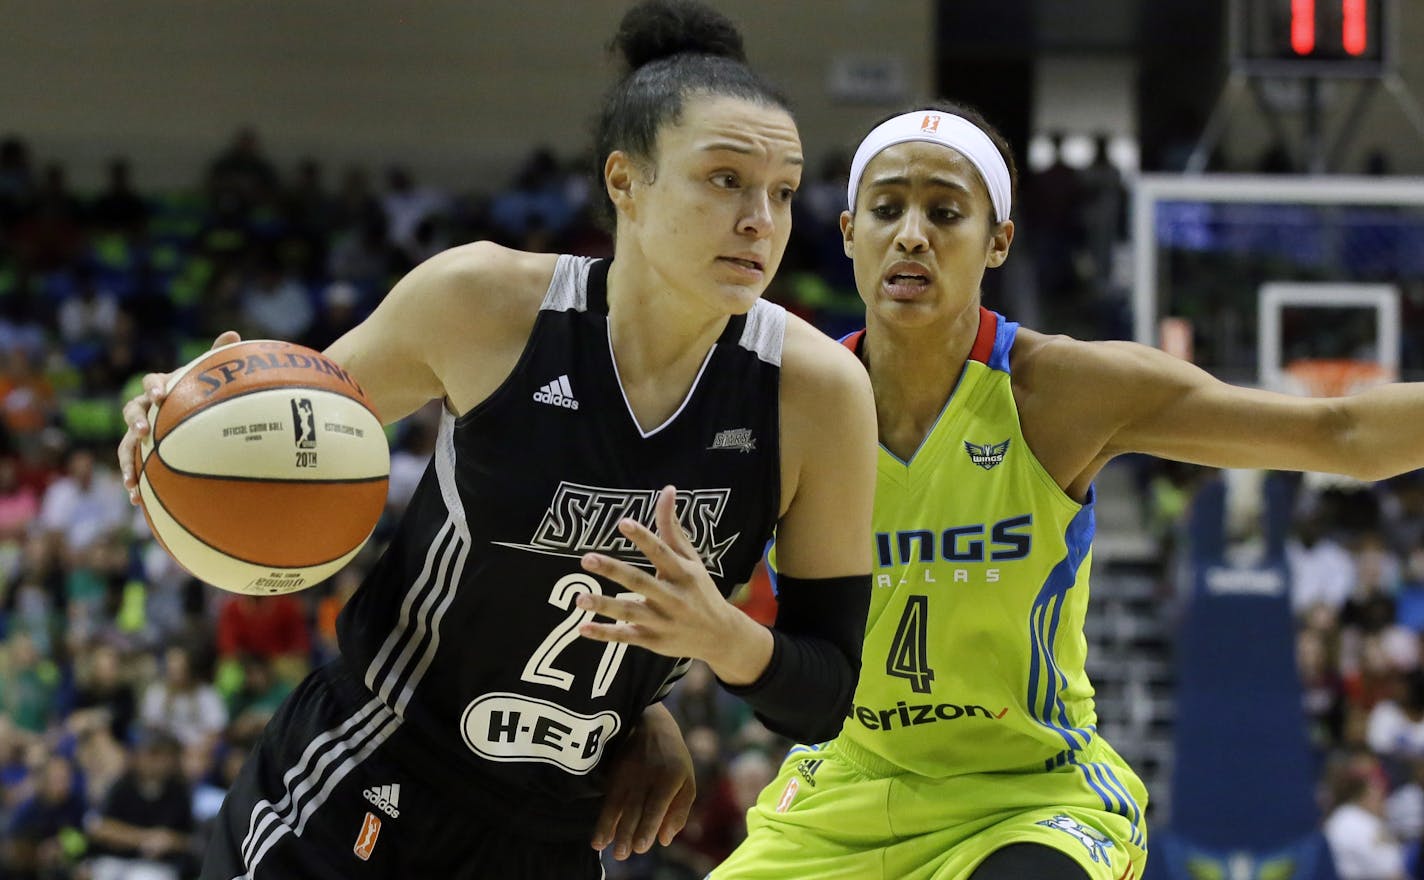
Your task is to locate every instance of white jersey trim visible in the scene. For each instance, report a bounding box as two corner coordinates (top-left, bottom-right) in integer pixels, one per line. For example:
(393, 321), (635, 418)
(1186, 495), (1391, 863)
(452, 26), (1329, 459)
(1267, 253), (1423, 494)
(540, 254), (593, 313)
(738, 299), (786, 366)
(238, 412), (471, 877)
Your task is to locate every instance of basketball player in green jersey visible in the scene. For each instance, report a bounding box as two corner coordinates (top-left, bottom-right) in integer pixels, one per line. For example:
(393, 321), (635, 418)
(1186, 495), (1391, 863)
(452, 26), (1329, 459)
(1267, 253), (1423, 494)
(711, 102), (1424, 880)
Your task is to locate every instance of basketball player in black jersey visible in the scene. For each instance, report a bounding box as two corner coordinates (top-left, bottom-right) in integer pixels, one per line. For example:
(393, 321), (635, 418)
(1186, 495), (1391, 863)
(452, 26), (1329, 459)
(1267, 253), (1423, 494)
(116, 2), (877, 877)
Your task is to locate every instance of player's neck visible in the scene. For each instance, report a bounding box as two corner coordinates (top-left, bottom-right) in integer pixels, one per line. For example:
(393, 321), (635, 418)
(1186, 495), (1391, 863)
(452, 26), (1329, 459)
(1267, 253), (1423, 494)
(863, 306), (978, 457)
(604, 258), (729, 380)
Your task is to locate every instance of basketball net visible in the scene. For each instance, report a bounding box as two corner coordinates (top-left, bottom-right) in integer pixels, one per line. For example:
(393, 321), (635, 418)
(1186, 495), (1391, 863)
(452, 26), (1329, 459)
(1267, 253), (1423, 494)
(1279, 358), (1393, 399)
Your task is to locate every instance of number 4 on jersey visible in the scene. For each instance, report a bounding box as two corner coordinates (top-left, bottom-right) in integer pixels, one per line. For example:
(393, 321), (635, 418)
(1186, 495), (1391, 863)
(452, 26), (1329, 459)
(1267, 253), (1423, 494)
(887, 595), (934, 694)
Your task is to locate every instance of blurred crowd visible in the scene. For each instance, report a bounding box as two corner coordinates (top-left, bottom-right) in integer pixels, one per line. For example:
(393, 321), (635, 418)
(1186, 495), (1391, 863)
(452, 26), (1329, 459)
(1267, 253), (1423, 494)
(0, 123), (1168, 880)
(1288, 477), (1424, 880)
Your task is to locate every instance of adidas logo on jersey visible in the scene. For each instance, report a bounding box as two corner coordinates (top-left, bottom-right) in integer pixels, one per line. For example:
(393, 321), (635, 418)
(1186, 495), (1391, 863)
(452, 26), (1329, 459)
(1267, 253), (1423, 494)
(363, 784), (401, 818)
(533, 375), (579, 410)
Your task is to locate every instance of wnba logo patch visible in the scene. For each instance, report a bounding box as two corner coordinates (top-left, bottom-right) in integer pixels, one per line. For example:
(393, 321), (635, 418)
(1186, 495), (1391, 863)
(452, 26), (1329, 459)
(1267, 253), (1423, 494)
(291, 398), (317, 449)
(353, 811), (382, 861)
(921, 114), (941, 133)
(775, 778), (799, 813)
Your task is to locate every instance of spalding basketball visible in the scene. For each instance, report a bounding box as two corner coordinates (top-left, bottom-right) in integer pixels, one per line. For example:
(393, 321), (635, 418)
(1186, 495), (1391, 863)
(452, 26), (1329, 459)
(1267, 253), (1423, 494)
(136, 340), (389, 595)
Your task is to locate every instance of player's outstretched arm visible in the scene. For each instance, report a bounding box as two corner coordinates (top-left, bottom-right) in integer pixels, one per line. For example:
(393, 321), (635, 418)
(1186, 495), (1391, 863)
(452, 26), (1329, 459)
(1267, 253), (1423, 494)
(325, 241), (550, 426)
(1033, 335), (1424, 482)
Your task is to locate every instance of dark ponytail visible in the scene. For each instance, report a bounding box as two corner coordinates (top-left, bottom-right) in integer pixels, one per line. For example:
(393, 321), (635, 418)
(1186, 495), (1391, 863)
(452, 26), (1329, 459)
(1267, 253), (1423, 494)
(593, 0), (792, 229)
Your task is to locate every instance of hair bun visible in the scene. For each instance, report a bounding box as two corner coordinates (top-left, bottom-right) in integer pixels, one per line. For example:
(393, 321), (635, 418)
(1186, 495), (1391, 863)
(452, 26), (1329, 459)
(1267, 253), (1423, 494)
(611, 0), (746, 72)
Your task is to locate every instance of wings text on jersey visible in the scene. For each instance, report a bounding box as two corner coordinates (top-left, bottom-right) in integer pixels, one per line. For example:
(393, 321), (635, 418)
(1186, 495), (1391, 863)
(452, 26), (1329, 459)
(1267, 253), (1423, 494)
(875, 514), (1033, 567)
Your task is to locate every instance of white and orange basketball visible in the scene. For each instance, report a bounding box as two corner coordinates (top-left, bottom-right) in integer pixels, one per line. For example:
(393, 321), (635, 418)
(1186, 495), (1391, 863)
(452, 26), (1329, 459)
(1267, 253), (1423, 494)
(135, 340), (389, 595)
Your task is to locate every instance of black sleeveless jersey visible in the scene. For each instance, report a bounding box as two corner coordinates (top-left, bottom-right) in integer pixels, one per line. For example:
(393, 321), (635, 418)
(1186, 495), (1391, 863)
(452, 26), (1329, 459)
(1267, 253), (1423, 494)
(335, 254), (784, 833)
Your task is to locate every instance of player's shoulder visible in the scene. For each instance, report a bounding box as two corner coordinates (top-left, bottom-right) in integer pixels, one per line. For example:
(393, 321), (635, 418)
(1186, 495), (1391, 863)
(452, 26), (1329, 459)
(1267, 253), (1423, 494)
(1009, 327), (1137, 388)
(388, 242), (560, 343)
(779, 313), (873, 399)
(408, 241), (560, 311)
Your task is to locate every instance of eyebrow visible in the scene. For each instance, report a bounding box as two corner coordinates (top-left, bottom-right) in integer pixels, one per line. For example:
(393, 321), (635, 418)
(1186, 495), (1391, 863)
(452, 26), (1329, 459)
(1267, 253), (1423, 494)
(866, 174), (971, 194)
(699, 142), (804, 165)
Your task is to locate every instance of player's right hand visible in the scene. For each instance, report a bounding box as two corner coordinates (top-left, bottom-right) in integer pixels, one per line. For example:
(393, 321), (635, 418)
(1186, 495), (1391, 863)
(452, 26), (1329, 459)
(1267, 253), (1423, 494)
(119, 330), (241, 505)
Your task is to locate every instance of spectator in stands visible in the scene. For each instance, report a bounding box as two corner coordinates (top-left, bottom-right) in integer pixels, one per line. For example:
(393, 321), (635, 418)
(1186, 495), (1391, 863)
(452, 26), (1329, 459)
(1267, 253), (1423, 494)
(138, 646), (226, 764)
(0, 347), (56, 439)
(215, 593), (310, 666)
(69, 641), (136, 744)
(238, 257), (314, 341)
(1300, 625), (1347, 751)
(14, 163), (86, 272)
(379, 165), (447, 254)
(1368, 671), (1424, 762)
(0, 135), (35, 228)
(37, 446), (128, 564)
(225, 655), (293, 745)
(327, 210), (399, 292)
(90, 158), (149, 235)
(1024, 132), (1082, 304)
(71, 711), (127, 807)
(57, 265), (120, 348)
(1079, 134), (1125, 296)
(1289, 512), (1358, 616)
(1385, 758), (1424, 851)
(86, 729), (196, 880)
(0, 453), (40, 542)
(206, 127), (280, 211)
(0, 633), (58, 734)
(300, 280), (363, 352)
(282, 157), (333, 244)
(1324, 753), (1407, 880)
(3, 752), (85, 880)
(489, 146), (576, 242)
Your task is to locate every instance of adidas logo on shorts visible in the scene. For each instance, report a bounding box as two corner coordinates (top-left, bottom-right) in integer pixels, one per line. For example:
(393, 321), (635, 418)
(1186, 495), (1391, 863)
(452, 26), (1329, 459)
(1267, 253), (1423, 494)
(363, 783), (401, 818)
(533, 374), (579, 410)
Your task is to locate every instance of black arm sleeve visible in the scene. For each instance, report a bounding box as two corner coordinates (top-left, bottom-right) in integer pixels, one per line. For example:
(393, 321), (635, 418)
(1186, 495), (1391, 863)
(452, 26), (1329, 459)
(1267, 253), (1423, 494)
(718, 573), (871, 743)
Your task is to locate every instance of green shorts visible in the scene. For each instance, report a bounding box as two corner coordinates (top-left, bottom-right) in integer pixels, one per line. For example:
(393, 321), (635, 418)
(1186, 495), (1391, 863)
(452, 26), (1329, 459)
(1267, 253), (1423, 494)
(711, 736), (1147, 880)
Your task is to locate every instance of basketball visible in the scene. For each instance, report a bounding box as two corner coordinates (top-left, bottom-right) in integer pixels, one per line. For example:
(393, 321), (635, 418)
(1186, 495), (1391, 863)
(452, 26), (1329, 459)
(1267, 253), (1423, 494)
(135, 340), (389, 595)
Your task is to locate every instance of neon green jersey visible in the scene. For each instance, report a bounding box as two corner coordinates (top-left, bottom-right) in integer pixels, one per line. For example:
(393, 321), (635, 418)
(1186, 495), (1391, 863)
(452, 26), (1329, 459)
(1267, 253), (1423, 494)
(832, 308), (1101, 779)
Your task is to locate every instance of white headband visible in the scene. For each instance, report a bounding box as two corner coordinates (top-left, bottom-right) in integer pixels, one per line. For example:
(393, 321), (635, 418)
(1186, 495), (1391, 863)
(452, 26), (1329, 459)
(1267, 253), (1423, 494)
(846, 111), (1012, 223)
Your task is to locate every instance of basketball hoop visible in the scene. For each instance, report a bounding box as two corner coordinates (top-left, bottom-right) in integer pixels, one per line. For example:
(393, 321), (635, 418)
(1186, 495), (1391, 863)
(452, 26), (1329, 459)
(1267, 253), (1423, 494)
(1280, 358), (1393, 398)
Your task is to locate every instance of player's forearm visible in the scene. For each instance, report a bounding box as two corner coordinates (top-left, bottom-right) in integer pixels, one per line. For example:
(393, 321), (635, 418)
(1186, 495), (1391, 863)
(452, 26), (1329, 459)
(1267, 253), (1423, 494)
(702, 610), (774, 686)
(1339, 384), (1424, 481)
(716, 574), (870, 743)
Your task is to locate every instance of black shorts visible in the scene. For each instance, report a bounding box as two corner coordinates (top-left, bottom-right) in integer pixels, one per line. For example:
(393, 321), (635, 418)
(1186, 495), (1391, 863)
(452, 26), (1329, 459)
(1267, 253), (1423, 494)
(201, 662), (605, 879)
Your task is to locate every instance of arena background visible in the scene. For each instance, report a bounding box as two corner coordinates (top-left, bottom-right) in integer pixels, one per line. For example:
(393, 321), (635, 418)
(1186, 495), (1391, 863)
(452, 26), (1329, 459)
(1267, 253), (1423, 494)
(2, 1), (1422, 878)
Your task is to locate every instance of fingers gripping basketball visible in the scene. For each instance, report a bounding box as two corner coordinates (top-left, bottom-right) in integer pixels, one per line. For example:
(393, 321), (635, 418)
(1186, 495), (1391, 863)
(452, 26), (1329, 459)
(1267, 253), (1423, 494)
(136, 340), (389, 595)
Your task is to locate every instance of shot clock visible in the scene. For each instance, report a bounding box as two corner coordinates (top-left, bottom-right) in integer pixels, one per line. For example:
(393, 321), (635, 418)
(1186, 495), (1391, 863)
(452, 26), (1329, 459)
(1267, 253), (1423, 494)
(1232, 0), (1394, 76)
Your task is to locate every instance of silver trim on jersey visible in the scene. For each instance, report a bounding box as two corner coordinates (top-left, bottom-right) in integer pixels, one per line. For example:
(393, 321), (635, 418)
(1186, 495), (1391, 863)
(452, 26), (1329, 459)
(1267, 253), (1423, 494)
(738, 299), (786, 366)
(237, 412), (471, 877)
(540, 253), (593, 312)
(654, 658), (694, 702)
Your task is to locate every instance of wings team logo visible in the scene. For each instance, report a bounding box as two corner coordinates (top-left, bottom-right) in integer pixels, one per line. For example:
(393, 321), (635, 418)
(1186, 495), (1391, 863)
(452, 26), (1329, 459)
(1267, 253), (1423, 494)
(964, 439), (1009, 471)
(291, 398), (317, 449)
(921, 114), (941, 133)
(1035, 815), (1114, 864)
(493, 482), (740, 576)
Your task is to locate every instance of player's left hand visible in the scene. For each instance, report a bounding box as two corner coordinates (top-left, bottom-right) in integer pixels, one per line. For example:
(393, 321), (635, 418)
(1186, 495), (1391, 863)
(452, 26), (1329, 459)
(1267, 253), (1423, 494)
(577, 485), (755, 671)
(591, 702), (695, 860)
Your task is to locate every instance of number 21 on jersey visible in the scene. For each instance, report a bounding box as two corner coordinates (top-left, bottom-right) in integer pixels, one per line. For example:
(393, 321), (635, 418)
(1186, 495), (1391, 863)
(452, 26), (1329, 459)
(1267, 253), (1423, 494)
(521, 572), (630, 698)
